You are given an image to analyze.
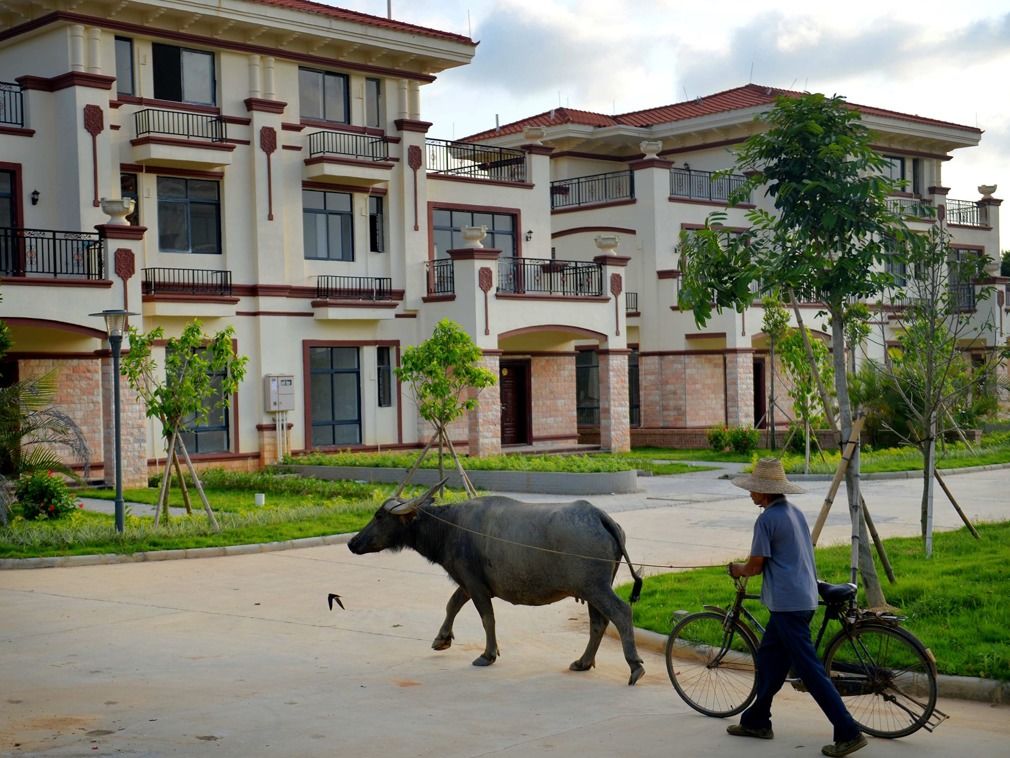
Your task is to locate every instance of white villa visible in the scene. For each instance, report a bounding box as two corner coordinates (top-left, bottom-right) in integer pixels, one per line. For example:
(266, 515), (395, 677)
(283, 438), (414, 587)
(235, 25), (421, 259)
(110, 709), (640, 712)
(0, 0), (1003, 486)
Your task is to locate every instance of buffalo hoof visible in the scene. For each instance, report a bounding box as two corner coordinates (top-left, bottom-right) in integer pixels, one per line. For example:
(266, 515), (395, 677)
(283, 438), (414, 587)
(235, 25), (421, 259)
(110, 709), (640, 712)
(627, 664), (645, 686)
(569, 659), (595, 672)
(431, 634), (453, 651)
(472, 654), (496, 667)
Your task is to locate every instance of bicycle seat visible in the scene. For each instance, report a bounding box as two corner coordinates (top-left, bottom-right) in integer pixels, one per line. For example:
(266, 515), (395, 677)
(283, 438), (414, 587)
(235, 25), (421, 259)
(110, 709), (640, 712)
(817, 581), (857, 605)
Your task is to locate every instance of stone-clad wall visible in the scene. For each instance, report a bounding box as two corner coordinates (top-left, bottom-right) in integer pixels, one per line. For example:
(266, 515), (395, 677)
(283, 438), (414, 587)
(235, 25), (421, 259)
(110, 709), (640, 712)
(101, 357), (149, 488)
(531, 355), (577, 443)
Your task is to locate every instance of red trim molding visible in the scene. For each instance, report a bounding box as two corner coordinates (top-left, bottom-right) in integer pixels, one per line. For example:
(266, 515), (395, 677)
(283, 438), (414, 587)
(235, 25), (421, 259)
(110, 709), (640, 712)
(303, 155), (394, 170)
(18, 72), (115, 92)
(130, 135), (236, 153)
(96, 224), (147, 240)
(629, 157), (673, 170)
(0, 277), (112, 289)
(593, 255), (630, 267)
(245, 98), (287, 114)
(552, 226), (636, 239)
(0, 126), (34, 137)
(448, 248), (502, 261)
(114, 94), (220, 115)
(551, 198), (636, 215)
(395, 119), (433, 133)
(657, 269), (681, 279)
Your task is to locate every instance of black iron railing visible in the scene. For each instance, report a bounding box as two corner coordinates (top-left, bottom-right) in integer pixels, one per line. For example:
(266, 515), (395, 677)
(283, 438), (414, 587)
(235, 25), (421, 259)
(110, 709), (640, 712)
(550, 170), (634, 209)
(426, 259), (455, 295)
(498, 257), (603, 296)
(134, 108), (226, 142)
(425, 138), (527, 183)
(141, 267), (232, 295)
(670, 167), (749, 203)
(887, 196), (933, 219)
(306, 131), (389, 161)
(0, 227), (105, 279)
(315, 275), (392, 300)
(626, 291), (638, 313)
(945, 199), (985, 227)
(0, 81), (24, 127)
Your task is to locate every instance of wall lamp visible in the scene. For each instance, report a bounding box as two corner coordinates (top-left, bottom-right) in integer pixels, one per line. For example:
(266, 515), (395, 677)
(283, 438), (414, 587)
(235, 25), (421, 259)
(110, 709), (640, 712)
(30, 189), (40, 205)
(524, 229), (533, 242)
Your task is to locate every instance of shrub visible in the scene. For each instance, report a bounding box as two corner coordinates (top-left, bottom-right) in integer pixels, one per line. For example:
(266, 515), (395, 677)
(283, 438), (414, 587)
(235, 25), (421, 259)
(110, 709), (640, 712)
(15, 471), (80, 521)
(727, 426), (760, 455)
(707, 426), (729, 452)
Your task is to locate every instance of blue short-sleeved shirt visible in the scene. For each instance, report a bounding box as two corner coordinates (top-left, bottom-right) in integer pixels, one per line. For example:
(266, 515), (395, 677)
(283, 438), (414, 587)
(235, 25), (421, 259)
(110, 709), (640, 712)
(750, 497), (818, 612)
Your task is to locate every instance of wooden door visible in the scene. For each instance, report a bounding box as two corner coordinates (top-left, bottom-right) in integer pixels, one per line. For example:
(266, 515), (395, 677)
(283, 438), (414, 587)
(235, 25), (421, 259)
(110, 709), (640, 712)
(753, 358), (766, 428)
(499, 360), (530, 445)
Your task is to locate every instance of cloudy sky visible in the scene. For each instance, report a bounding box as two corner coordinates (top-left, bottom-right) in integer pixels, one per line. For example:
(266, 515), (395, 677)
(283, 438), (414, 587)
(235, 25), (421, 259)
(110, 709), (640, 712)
(334, 0), (1009, 209)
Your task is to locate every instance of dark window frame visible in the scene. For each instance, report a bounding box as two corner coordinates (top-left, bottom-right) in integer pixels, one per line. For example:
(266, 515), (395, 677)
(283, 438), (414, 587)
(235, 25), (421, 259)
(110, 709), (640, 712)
(174, 346), (233, 455)
(156, 176), (222, 255)
(120, 172), (140, 226)
(369, 195), (385, 253)
(308, 346), (362, 447)
(628, 347), (640, 428)
(882, 155), (905, 188)
(377, 345), (392, 408)
(576, 349), (600, 427)
(115, 36), (134, 96)
(151, 42), (216, 105)
(303, 189), (354, 261)
(299, 67), (350, 124)
(431, 207), (517, 259)
(365, 77), (382, 128)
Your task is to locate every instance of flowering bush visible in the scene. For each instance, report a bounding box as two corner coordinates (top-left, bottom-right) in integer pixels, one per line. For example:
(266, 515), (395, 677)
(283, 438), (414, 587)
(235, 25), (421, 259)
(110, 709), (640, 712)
(14, 471), (79, 521)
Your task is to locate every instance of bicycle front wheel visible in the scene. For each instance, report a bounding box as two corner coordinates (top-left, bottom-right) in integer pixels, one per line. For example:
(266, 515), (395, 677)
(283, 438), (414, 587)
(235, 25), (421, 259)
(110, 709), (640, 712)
(824, 621), (938, 738)
(666, 611), (758, 718)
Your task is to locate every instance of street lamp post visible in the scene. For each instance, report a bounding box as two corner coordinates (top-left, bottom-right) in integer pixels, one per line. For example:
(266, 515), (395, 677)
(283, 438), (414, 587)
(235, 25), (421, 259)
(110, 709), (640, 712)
(90, 309), (136, 533)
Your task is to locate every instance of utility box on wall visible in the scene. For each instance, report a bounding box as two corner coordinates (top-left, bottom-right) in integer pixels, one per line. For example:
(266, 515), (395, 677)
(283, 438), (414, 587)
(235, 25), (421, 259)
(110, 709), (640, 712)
(264, 374), (295, 412)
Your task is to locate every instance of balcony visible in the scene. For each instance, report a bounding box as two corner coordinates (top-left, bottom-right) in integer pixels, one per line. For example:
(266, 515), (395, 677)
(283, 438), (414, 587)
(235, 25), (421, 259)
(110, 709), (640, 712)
(550, 170), (634, 210)
(670, 167), (750, 204)
(425, 259), (455, 296)
(498, 257), (603, 297)
(131, 108), (234, 168)
(315, 275), (392, 300)
(945, 199), (988, 227)
(0, 227), (105, 280)
(303, 130), (393, 186)
(426, 138), (527, 183)
(0, 82), (24, 128)
(887, 196), (933, 219)
(141, 266), (236, 317)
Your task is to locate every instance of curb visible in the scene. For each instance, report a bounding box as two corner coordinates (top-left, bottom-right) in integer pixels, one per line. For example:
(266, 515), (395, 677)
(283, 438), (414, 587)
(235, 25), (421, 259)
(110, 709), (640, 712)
(0, 532), (353, 570)
(613, 626), (1010, 706)
(789, 461), (1010, 482)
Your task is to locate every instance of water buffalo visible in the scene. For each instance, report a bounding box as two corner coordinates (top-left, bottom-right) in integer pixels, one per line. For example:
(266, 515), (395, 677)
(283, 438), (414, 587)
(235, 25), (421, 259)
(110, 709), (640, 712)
(347, 481), (645, 685)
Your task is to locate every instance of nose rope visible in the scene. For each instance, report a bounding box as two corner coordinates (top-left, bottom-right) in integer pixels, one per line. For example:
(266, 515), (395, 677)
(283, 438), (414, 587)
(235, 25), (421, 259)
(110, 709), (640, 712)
(416, 506), (727, 571)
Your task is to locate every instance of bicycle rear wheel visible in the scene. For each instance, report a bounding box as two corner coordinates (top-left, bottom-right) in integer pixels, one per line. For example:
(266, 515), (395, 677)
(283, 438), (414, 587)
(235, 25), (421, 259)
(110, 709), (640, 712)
(823, 621), (938, 738)
(666, 611), (758, 717)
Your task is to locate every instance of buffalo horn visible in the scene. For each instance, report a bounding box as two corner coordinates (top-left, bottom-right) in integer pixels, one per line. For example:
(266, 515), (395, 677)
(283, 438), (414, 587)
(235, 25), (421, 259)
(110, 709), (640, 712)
(387, 478), (448, 515)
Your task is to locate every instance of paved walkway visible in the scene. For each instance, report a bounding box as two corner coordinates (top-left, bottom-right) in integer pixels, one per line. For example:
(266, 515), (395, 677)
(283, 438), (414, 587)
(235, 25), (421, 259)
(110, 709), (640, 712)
(1, 466), (1008, 757)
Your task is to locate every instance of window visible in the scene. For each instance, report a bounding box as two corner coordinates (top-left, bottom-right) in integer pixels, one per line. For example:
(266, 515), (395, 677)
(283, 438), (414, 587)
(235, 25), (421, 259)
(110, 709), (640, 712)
(120, 172), (139, 226)
(432, 208), (516, 258)
(911, 158), (923, 195)
(949, 248), (982, 311)
(628, 348), (640, 427)
(377, 346), (392, 408)
(175, 348), (231, 454)
(152, 43), (215, 105)
(882, 155), (905, 187)
(576, 349), (600, 426)
(299, 68), (348, 123)
(365, 78), (382, 128)
(115, 37), (134, 96)
(0, 170), (15, 228)
(303, 190), (353, 261)
(309, 346), (361, 446)
(157, 177), (221, 254)
(369, 195), (384, 253)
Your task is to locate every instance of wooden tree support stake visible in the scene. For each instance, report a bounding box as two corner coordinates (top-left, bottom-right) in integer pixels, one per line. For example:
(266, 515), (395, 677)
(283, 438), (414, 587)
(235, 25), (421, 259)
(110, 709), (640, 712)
(860, 494), (895, 584)
(811, 416), (865, 545)
(933, 469), (980, 539)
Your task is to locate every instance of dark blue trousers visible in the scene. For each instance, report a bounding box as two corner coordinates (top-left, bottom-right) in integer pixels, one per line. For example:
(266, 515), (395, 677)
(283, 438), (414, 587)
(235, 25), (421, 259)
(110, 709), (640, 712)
(740, 610), (861, 742)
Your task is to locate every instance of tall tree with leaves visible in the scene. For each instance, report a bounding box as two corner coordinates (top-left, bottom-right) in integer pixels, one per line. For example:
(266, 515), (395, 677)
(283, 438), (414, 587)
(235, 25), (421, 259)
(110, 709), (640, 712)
(872, 222), (1007, 555)
(680, 92), (913, 606)
(121, 320), (247, 527)
(395, 319), (496, 496)
(779, 328), (834, 472)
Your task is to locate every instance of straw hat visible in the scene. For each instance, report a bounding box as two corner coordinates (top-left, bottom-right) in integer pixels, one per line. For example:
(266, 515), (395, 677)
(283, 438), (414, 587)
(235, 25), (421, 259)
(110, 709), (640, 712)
(731, 457), (805, 495)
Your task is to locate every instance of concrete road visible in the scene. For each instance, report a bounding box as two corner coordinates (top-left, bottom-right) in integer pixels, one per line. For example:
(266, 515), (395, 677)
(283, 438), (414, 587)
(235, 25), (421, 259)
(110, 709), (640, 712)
(1, 466), (1007, 757)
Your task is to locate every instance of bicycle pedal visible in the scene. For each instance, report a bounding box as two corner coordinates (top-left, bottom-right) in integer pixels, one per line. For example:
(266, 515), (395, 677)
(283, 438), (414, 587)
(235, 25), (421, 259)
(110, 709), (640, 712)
(921, 706), (949, 732)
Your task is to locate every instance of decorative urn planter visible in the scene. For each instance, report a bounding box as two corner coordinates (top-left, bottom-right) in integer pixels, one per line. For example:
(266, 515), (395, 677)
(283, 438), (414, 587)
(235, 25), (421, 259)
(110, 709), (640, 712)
(100, 197), (136, 225)
(462, 225), (488, 248)
(978, 184), (997, 199)
(594, 234), (620, 254)
(523, 126), (546, 144)
(639, 140), (662, 158)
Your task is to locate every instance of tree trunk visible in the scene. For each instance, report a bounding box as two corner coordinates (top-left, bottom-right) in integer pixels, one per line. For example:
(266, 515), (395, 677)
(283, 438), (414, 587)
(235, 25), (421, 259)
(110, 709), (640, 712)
(177, 438), (220, 531)
(769, 338), (777, 451)
(922, 413), (937, 557)
(804, 417), (811, 474)
(830, 309), (885, 607)
(790, 292), (837, 434)
(172, 450), (193, 516)
(155, 431), (177, 527)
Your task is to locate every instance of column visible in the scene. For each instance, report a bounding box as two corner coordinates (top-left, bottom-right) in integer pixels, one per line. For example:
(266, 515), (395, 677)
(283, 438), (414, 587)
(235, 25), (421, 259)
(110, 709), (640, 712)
(724, 351), (755, 427)
(101, 356), (148, 489)
(598, 350), (630, 452)
(467, 353), (501, 457)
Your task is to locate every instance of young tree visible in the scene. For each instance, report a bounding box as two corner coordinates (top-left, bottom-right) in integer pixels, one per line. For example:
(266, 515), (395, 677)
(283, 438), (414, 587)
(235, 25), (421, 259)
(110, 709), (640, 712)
(121, 320), (247, 528)
(680, 92), (913, 606)
(395, 319), (496, 496)
(871, 222), (1008, 556)
(778, 328), (834, 472)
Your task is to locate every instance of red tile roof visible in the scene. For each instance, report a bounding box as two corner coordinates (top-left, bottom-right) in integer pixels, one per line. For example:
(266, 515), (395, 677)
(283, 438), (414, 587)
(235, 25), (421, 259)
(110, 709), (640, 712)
(249, 0), (476, 46)
(464, 84), (980, 142)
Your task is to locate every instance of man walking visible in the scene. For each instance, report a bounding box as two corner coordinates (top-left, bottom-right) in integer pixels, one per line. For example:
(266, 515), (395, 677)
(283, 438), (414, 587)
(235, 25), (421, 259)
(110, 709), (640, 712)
(726, 458), (868, 757)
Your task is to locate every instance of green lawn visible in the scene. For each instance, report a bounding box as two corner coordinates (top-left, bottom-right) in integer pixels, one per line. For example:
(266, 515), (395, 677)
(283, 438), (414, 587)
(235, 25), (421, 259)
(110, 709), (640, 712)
(618, 521), (1010, 682)
(782, 441), (1010, 475)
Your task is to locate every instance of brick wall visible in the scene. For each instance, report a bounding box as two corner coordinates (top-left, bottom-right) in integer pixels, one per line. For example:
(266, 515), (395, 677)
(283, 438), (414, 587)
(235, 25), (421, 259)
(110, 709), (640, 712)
(531, 355), (577, 442)
(101, 356), (149, 488)
(598, 352), (630, 452)
(725, 352), (755, 427)
(685, 355), (725, 427)
(467, 354), (501, 457)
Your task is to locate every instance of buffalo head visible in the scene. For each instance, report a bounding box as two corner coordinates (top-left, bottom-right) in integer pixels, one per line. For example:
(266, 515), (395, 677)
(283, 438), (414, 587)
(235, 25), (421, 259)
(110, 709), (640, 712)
(347, 479), (446, 555)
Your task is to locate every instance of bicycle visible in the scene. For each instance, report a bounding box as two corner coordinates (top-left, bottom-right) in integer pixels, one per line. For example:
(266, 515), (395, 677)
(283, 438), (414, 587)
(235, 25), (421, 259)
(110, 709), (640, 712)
(665, 575), (946, 739)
